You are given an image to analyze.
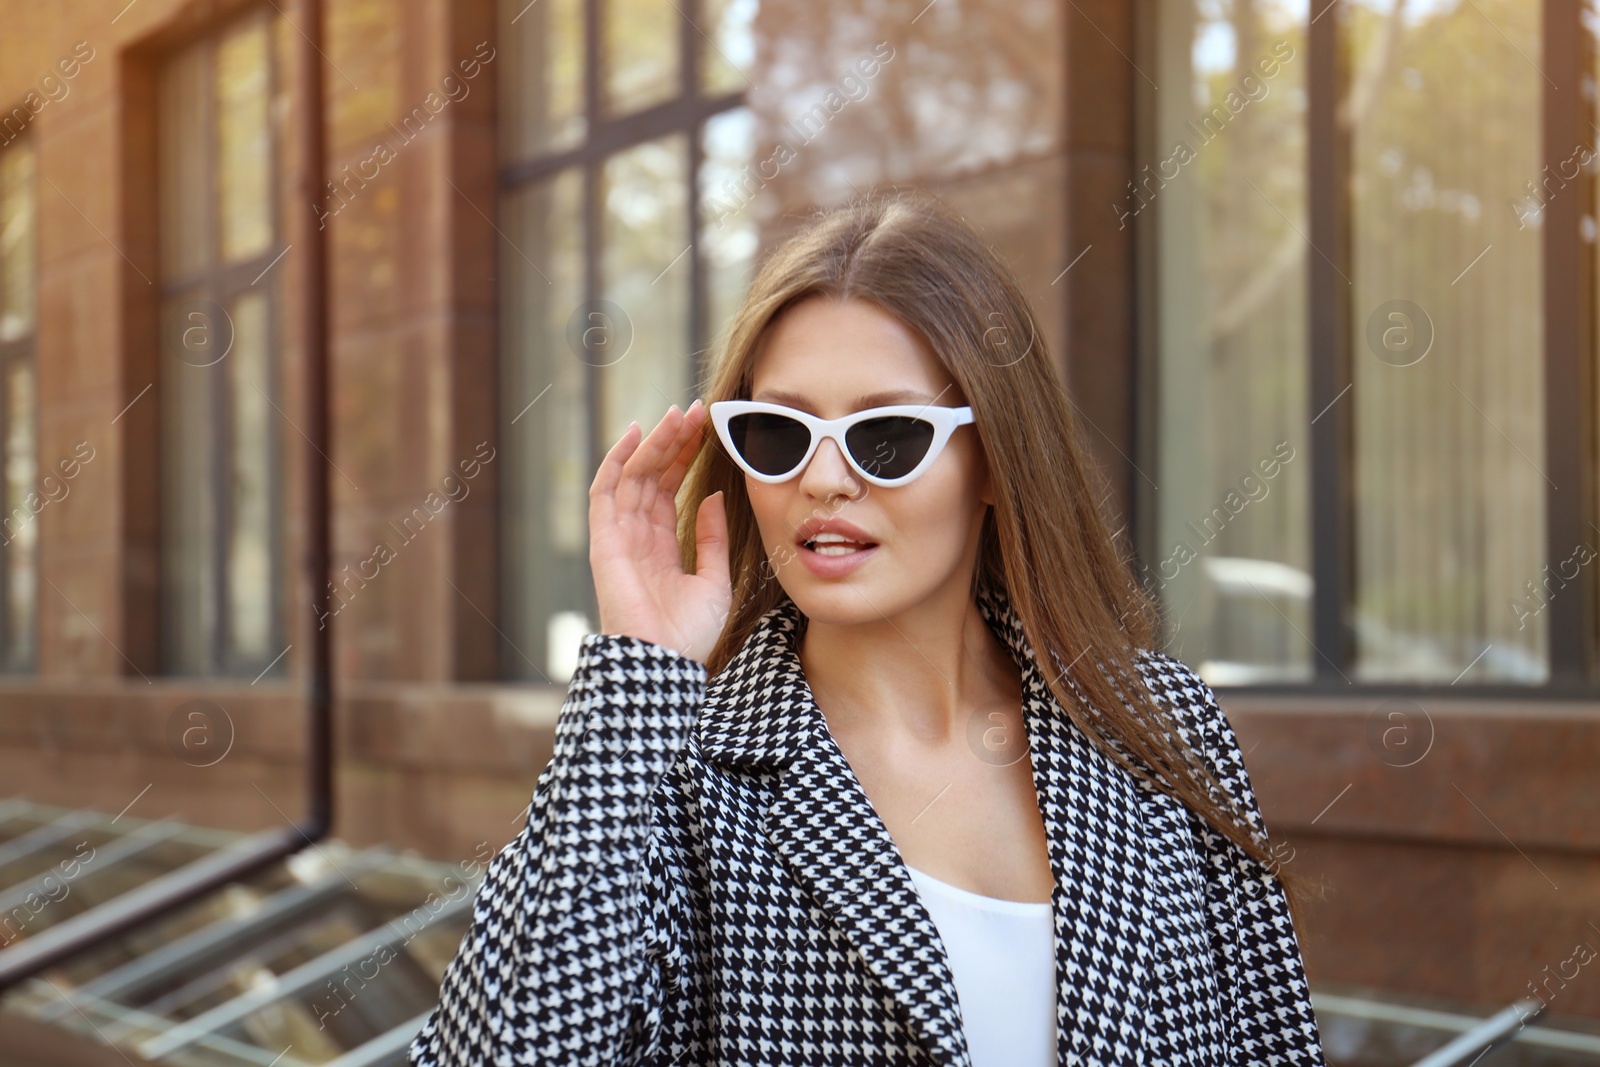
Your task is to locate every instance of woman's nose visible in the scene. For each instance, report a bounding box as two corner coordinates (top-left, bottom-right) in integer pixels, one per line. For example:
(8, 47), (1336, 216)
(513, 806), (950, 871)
(797, 435), (862, 499)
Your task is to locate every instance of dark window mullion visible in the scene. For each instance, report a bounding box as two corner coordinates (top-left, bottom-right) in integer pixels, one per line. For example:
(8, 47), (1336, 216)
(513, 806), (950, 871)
(0, 162), (13, 667)
(265, 7), (284, 678)
(0, 350), (12, 664)
(500, 89), (744, 188)
(162, 252), (284, 304)
(1308, 0), (1355, 684)
(1542, 0), (1598, 684)
(216, 283), (237, 673)
(203, 38), (232, 674)
(582, 0), (604, 635)
(684, 0), (706, 392)
(208, 282), (230, 673)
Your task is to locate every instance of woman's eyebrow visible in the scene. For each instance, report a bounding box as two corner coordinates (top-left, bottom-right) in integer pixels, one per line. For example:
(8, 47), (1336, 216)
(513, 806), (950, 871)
(751, 388), (937, 408)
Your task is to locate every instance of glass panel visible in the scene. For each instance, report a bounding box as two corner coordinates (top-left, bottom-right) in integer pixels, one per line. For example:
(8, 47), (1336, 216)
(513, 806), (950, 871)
(1149, 1), (1311, 684)
(4, 359), (35, 669)
(227, 290), (272, 665)
(0, 141), (36, 343)
(161, 295), (220, 675)
(500, 0), (585, 159)
(730, 0), (1067, 435)
(701, 108), (758, 355)
(601, 135), (689, 451)
(159, 20), (281, 676)
(216, 16), (273, 264)
(1348, 0), (1544, 683)
(501, 168), (587, 682)
(701, 0), (756, 95)
(603, 0), (678, 115)
(158, 43), (210, 284)
(746, 0), (1059, 205)
(929, 151), (1067, 393)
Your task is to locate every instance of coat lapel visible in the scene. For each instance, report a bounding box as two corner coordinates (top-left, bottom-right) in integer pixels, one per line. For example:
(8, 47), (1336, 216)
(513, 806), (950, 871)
(696, 583), (1159, 1067)
(767, 714), (973, 1066)
(991, 586), (1159, 1067)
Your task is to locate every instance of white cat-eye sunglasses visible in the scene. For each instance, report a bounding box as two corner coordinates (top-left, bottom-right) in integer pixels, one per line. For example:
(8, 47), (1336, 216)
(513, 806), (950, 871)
(708, 400), (975, 488)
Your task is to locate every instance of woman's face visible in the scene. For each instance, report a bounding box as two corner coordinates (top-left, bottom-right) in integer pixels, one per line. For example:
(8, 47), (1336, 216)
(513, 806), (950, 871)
(743, 295), (993, 625)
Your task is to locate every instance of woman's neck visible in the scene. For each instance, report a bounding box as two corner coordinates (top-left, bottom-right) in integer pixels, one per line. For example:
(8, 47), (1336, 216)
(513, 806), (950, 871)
(798, 595), (1022, 748)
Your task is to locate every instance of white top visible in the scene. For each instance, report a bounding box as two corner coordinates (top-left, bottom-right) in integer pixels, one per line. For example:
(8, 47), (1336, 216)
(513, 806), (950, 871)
(905, 864), (1057, 1067)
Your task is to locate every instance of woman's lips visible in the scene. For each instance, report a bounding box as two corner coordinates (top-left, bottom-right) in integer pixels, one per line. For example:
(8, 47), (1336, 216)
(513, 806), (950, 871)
(796, 540), (879, 578)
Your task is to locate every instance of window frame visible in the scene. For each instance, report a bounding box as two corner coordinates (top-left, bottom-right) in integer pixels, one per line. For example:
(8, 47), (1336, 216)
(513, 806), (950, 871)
(496, 0), (745, 680)
(155, 6), (289, 679)
(1133, 0), (1600, 695)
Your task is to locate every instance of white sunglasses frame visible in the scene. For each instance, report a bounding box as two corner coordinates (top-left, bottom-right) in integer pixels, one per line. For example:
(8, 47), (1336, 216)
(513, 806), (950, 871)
(708, 399), (976, 487)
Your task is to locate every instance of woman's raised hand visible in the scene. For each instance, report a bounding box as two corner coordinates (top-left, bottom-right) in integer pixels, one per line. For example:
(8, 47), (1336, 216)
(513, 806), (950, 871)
(589, 399), (732, 665)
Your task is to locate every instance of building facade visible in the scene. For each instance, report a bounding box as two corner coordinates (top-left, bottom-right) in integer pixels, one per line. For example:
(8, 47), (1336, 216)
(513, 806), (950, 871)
(0, 0), (1598, 1025)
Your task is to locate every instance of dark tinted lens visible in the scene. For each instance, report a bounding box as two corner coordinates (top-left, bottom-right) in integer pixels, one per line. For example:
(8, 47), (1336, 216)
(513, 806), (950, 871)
(727, 412), (812, 476)
(845, 416), (934, 480)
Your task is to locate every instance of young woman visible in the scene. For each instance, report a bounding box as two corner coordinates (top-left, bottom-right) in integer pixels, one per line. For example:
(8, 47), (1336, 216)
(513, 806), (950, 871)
(409, 192), (1326, 1067)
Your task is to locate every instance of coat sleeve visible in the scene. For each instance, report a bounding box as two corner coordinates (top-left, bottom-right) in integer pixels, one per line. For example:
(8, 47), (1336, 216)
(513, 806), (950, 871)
(407, 632), (708, 1067)
(1146, 653), (1328, 1067)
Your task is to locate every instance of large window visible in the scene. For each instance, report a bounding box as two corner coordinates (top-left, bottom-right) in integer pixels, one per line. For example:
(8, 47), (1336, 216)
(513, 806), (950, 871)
(499, 0), (1069, 682)
(0, 136), (36, 673)
(1144, 0), (1592, 688)
(497, 0), (755, 681)
(157, 11), (288, 678)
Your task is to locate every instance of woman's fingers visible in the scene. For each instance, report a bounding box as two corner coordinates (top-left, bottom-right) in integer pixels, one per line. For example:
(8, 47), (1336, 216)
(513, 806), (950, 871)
(695, 489), (731, 590)
(658, 400), (708, 502)
(614, 405), (684, 516)
(589, 418), (642, 533)
(588, 401), (730, 659)
(617, 402), (707, 517)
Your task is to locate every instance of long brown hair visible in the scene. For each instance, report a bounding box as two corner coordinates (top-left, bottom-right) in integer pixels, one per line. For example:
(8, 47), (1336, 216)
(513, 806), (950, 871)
(676, 189), (1316, 931)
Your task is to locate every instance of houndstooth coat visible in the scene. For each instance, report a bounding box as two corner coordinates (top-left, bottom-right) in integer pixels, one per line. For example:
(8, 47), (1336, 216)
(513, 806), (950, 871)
(407, 581), (1327, 1066)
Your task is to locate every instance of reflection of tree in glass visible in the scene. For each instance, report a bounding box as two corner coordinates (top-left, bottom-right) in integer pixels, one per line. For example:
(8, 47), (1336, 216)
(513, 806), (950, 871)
(1170, 0), (1547, 682)
(746, 0), (1062, 204)
(1343, 0), (1545, 681)
(601, 136), (690, 449)
(1190, 4), (1308, 345)
(1154, 0), (1312, 679)
(604, 0), (679, 114)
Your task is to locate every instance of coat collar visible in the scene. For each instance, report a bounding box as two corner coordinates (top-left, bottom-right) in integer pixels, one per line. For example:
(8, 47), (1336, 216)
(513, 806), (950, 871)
(695, 583), (1162, 1067)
